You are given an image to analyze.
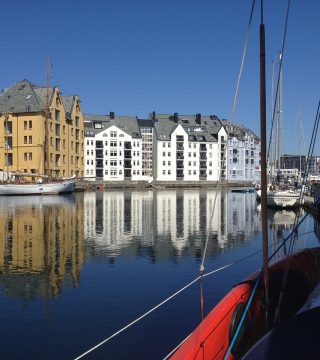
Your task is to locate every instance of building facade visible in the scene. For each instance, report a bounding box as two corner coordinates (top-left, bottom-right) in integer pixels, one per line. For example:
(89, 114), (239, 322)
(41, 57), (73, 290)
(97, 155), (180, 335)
(0, 80), (84, 179)
(152, 113), (227, 182)
(221, 120), (260, 182)
(83, 112), (261, 183)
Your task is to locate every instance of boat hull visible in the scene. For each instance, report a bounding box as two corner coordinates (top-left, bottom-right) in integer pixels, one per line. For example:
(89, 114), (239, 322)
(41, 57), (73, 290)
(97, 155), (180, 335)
(170, 247), (320, 360)
(0, 180), (76, 195)
(266, 191), (300, 208)
(255, 190), (301, 208)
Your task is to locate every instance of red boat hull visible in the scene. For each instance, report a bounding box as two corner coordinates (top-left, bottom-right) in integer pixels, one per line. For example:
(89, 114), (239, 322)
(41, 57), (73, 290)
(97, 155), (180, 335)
(171, 247), (320, 360)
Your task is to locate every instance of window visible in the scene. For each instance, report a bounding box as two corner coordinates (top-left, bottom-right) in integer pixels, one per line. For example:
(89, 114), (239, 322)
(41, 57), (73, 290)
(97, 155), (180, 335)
(163, 161), (166, 166)
(163, 143), (166, 148)
(188, 152), (191, 157)
(110, 151), (117, 156)
(63, 126), (66, 134)
(75, 116), (79, 127)
(105, 141), (108, 146)
(168, 152), (171, 157)
(29, 152), (32, 160)
(193, 170), (196, 175)
(162, 170), (165, 175)
(50, 137), (53, 146)
(24, 121), (27, 129)
(55, 109), (60, 122)
(24, 136), (27, 144)
(188, 170), (191, 175)
(24, 152), (28, 161)
(168, 170), (171, 175)
(188, 161), (191, 166)
(110, 131), (117, 137)
(168, 161), (171, 166)
(28, 120), (32, 129)
(28, 136), (32, 144)
(87, 150), (89, 155)
(110, 141), (117, 147)
(163, 152), (166, 157)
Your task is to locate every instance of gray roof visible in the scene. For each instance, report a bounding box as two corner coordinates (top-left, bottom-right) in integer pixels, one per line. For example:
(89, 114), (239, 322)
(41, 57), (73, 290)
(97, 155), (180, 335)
(221, 119), (259, 141)
(84, 114), (141, 138)
(0, 80), (79, 118)
(0, 80), (47, 114)
(62, 96), (74, 119)
(152, 113), (223, 142)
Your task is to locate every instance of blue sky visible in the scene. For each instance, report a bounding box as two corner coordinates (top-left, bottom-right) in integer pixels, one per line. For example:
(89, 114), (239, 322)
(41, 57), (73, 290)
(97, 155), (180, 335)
(1, 0), (319, 153)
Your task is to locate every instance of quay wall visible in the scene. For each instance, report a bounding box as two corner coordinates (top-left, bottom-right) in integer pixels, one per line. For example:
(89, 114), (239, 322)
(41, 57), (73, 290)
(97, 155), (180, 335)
(75, 180), (255, 192)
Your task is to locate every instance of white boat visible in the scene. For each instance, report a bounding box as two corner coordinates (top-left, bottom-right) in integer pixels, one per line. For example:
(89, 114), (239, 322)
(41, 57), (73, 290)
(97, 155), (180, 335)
(0, 178), (76, 195)
(256, 188), (301, 207)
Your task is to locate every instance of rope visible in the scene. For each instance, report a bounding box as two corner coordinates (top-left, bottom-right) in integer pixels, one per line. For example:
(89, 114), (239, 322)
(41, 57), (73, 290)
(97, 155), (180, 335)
(267, 0), (291, 159)
(75, 204), (317, 360)
(74, 265), (229, 360)
(224, 274), (262, 360)
(230, 0), (256, 122)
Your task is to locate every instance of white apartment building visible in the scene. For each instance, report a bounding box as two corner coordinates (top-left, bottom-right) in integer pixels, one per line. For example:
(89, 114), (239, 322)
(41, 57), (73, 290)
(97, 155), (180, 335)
(84, 113), (146, 181)
(83, 112), (260, 184)
(221, 120), (261, 182)
(152, 113), (228, 182)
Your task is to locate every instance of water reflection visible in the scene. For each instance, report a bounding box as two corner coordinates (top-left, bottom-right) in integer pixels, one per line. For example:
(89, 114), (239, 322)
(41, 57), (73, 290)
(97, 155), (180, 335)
(0, 194), (84, 299)
(83, 189), (261, 259)
(0, 189), (316, 302)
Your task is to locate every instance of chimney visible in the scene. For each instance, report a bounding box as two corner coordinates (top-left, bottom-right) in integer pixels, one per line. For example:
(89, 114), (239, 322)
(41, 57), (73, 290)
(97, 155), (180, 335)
(152, 111), (156, 120)
(110, 111), (115, 119)
(195, 113), (201, 124)
(173, 112), (178, 123)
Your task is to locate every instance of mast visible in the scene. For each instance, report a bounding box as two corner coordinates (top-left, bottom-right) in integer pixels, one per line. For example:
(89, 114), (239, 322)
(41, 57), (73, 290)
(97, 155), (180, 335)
(260, 0), (269, 321)
(45, 57), (51, 178)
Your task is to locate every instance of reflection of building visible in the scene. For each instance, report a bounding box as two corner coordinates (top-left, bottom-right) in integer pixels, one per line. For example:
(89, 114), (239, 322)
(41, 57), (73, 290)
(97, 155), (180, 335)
(83, 190), (261, 259)
(0, 195), (84, 298)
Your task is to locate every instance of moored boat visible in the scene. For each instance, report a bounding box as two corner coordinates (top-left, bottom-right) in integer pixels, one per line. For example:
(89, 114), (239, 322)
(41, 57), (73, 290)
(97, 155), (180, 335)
(0, 177), (76, 195)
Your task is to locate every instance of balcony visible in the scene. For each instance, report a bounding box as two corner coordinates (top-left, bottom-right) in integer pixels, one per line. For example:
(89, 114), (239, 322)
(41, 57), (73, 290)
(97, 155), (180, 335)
(200, 162), (207, 169)
(124, 142), (132, 149)
(96, 150), (103, 158)
(176, 153), (184, 160)
(200, 144), (207, 151)
(176, 144), (184, 151)
(176, 161), (184, 169)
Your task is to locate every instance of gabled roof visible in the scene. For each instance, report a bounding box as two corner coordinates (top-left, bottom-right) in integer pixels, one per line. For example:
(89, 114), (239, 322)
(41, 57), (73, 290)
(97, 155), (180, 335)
(84, 114), (141, 138)
(62, 96), (75, 119)
(0, 80), (47, 113)
(152, 113), (223, 142)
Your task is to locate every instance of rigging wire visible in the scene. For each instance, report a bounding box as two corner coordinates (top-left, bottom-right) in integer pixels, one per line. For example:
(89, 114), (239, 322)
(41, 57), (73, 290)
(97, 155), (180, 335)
(230, 0), (256, 122)
(267, 0), (291, 159)
(199, 0), (257, 322)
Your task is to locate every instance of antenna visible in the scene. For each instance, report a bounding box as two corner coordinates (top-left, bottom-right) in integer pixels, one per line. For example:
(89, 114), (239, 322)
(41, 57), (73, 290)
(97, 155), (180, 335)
(45, 57), (51, 116)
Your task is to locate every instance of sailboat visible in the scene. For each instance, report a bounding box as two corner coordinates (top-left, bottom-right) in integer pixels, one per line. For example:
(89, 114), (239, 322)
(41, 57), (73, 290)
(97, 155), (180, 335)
(169, 3), (320, 359)
(263, 51), (301, 208)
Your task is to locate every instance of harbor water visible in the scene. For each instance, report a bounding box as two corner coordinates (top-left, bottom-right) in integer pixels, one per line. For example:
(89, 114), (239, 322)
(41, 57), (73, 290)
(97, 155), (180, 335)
(0, 189), (318, 359)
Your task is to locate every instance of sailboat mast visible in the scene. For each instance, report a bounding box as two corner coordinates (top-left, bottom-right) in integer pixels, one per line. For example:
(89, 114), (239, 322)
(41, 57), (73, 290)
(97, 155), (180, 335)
(259, 1), (269, 314)
(45, 58), (51, 177)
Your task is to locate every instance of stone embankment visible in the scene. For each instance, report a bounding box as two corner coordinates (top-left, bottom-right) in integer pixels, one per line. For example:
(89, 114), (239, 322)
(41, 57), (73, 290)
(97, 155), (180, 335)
(75, 180), (256, 192)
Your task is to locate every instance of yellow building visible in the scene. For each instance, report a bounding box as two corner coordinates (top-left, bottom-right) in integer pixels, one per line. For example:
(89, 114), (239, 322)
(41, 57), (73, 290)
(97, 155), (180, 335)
(0, 79), (84, 179)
